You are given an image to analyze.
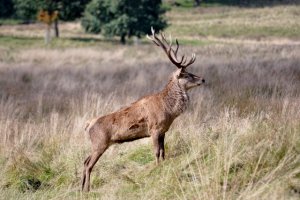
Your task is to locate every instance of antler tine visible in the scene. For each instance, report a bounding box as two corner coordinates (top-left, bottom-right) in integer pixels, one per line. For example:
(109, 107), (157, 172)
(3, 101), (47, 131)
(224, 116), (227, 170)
(148, 27), (164, 48)
(169, 38), (180, 63)
(160, 32), (168, 44)
(179, 55), (185, 64)
(163, 33), (172, 51)
(152, 29), (170, 54)
(146, 28), (160, 47)
(161, 32), (176, 61)
(159, 31), (184, 67)
(183, 56), (193, 67)
(146, 35), (160, 46)
(182, 56), (188, 65)
(182, 53), (196, 68)
(167, 35), (181, 63)
(168, 34), (173, 54)
(174, 39), (179, 56)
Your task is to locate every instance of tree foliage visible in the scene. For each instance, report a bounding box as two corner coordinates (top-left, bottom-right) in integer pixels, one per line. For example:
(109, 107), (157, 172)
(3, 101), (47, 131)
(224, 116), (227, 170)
(12, 0), (90, 21)
(81, 0), (167, 43)
(0, 0), (14, 18)
(13, 0), (39, 21)
(54, 0), (91, 21)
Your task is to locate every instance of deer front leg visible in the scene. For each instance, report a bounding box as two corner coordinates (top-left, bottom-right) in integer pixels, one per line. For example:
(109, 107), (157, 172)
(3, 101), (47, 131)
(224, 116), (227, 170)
(158, 133), (165, 161)
(152, 132), (160, 165)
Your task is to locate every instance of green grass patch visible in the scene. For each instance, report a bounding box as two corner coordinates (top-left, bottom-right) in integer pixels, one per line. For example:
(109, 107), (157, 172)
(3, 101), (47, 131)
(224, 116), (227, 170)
(0, 35), (43, 49)
(170, 0), (223, 8)
(0, 35), (110, 49)
(0, 19), (23, 26)
(117, 182), (140, 199)
(168, 24), (300, 39)
(0, 35), (187, 50)
(128, 145), (154, 165)
(174, 0), (195, 7)
(167, 5), (300, 40)
(180, 38), (216, 46)
(2, 140), (70, 192)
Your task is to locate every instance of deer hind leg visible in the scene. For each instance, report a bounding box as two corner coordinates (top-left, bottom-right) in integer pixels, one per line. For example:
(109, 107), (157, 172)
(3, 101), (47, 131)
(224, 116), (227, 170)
(81, 155), (91, 191)
(82, 145), (108, 192)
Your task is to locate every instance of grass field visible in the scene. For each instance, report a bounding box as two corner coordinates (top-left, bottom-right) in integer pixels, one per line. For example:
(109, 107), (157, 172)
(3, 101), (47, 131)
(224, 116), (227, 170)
(0, 4), (300, 200)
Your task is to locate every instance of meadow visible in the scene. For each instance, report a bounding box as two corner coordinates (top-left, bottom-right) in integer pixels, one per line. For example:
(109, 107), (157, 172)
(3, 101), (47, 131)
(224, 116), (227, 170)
(0, 5), (300, 200)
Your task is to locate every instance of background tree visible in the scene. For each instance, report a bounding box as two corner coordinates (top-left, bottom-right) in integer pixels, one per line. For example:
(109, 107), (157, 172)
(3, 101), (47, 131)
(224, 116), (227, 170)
(81, 0), (167, 44)
(12, 0), (90, 36)
(194, 0), (202, 6)
(49, 0), (91, 37)
(37, 10), (58, 44)
(58, 0), (91, 21)
(13, 0), (39, 22)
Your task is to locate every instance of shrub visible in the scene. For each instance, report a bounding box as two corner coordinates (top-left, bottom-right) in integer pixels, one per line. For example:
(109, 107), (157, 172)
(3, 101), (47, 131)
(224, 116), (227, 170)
(81, 0), (167, 43)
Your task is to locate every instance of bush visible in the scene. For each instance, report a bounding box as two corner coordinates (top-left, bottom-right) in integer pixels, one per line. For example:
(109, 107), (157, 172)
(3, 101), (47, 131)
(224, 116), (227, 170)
(81, 0), (167, 43)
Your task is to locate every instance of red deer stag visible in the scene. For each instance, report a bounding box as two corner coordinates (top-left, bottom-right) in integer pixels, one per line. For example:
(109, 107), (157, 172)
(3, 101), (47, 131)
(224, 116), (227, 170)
(82, 28), (205, 192)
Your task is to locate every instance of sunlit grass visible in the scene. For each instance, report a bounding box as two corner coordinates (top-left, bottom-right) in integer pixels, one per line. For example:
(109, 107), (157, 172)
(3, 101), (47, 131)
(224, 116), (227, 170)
(166, 5), (300, 40)
(0, 18), (23, 25)
(0, 35), (119, 49)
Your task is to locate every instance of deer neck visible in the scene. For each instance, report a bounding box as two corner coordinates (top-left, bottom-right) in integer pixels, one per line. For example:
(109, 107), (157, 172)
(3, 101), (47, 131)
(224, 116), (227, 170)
(161, 78), (189, 117)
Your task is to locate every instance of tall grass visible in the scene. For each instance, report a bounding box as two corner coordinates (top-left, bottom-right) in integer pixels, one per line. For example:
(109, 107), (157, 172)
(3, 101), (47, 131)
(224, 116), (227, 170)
(0, 40), (299, 199)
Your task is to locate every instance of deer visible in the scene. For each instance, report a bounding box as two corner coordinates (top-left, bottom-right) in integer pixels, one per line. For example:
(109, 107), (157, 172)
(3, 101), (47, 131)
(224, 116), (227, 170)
(81, 27), (205, 192)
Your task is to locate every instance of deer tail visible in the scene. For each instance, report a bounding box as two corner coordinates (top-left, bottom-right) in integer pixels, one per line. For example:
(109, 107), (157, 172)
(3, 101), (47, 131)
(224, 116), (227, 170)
(84, 121), (90, 131)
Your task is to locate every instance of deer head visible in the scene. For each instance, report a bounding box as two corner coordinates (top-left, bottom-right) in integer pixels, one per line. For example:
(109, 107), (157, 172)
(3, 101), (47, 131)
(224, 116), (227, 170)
(147, 27), (205, 91)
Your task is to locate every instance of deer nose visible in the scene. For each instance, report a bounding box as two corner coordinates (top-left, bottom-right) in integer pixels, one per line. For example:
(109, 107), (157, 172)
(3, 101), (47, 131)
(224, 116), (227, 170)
(202, 79), (205, 83)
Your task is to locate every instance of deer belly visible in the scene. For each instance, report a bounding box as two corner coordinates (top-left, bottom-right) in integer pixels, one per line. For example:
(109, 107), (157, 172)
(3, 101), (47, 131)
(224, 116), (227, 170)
(111, 124), (148, 143)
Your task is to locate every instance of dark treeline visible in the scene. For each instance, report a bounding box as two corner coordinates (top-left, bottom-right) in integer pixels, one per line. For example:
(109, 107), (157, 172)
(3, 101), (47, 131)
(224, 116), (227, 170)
(0, 0), (14, 18)
(1, 0), (299, 18)
(0, 0), (91, 19)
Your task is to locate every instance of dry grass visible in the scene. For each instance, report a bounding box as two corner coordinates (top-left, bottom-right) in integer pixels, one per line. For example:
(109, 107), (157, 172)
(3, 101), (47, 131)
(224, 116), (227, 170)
(0, 40), (299, 199)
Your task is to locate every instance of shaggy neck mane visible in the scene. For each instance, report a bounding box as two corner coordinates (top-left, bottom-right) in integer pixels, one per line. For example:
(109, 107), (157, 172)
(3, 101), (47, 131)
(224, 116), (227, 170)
(160, 77), (189, 116)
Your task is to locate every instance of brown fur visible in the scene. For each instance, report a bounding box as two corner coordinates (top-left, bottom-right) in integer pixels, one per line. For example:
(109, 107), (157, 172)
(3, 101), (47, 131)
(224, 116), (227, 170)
(81, 30), (205, 192)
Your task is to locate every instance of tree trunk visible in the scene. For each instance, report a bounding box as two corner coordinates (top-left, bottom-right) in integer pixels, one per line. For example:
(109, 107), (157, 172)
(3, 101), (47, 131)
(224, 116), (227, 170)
(54, 19), (59, 38)
(120, 34), (126, 44)
(133, 36), (140, 46)
(194, 0), (201, 7)
(45, 24), (51, 44)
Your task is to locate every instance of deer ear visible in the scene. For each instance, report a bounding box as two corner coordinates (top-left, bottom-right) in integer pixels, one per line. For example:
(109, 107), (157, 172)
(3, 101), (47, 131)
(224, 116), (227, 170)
(175, 68), (183, 78)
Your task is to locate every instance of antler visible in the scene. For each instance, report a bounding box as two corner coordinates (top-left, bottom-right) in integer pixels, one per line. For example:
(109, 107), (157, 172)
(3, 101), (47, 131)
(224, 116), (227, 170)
(147, 27), (196, 69)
